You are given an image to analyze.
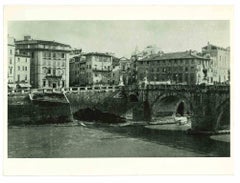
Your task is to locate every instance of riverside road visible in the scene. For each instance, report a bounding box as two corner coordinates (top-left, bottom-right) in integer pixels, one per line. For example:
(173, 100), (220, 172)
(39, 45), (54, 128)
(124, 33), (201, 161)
(8, 122), (230, 158)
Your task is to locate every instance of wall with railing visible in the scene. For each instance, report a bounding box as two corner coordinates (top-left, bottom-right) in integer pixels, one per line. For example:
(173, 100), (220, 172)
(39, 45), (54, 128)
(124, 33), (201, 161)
(8, 85), (121, 95)
(8, 83), (229, 95)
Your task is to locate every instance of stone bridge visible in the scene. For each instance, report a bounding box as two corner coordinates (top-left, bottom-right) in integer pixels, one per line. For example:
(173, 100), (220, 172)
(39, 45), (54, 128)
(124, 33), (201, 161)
(8, 84), (230, 132)
(130, 84), (230, 132)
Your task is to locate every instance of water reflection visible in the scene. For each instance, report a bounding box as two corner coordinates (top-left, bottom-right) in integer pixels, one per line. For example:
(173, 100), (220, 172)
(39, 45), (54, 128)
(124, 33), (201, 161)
(95, 125), (230, 157)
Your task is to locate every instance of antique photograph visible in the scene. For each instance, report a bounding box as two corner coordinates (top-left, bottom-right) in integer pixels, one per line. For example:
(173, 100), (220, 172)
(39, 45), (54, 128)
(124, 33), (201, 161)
(7, 19), (230, 158)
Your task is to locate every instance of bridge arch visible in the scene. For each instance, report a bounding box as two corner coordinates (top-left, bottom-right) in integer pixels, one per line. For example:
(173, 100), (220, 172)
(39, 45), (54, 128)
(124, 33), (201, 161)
(151, 93), (193, 118)
(215, 97), (230, 130)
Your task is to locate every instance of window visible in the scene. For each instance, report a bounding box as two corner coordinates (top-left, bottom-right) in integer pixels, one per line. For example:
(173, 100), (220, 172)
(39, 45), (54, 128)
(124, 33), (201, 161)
(25, 75), (27, 80)
(18, 66), (20, 71)
(53, 53), (56, 58)
(178, 74), (183, 83)
(10, 67), (12, 74)
(10, 58), (12, 64)
(17, 74), (20, 82)
(10, 49), (12, 55)
(31, 52), (34, 58)
(25, 67), (27, 71)
(185, 74), (188, 82)
(26, 58), (28, 62)
(22, 66), (24, 71)
(43, 80), (46, 87)
(61, 53), (65, 58)
(18, 58), (20, 62)
(53, 69), (56, 76)
(189, 73), (195, 84)
(47, 68), (51, 74)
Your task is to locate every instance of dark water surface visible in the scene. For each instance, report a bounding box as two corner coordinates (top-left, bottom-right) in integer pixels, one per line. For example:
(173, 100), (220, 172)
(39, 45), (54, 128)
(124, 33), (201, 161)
(8, 123), (230, 158)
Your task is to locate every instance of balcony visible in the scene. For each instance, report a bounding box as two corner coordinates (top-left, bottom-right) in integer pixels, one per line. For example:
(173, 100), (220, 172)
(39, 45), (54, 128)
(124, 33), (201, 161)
(92, 68), (111, 72)
(45, 75), (62, 79)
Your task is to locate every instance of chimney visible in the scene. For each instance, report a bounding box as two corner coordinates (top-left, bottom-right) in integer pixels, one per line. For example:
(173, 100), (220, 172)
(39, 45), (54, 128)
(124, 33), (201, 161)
(24, 35), (31, 41)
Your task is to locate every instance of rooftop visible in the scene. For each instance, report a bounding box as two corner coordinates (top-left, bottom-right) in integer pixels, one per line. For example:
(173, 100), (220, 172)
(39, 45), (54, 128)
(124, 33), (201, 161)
(139, 51), (209, 61)
(119, 57), (130, 61)
(202, 43), (230, 51)
(15, 39), (71, 48)
(84, 52), (113, 57)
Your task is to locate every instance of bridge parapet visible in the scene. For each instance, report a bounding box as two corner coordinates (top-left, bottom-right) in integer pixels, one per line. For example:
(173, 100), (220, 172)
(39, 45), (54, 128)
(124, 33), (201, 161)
(138, 84), (230, 94)
(8, 85), (121, 95)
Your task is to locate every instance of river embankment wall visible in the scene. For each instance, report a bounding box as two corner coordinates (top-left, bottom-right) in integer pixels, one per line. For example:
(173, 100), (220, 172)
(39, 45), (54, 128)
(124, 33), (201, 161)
(8, 93), (72, 125)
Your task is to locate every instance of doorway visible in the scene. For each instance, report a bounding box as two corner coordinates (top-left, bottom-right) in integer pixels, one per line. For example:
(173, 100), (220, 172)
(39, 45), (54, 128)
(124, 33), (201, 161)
(176, 101), (185, 116)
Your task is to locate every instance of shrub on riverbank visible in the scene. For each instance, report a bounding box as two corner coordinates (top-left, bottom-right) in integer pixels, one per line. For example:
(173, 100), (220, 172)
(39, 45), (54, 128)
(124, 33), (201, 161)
(73, 107), (126, 123)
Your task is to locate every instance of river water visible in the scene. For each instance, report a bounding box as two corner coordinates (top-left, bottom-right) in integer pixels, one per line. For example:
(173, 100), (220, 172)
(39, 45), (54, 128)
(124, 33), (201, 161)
(8, 122), (230, 158)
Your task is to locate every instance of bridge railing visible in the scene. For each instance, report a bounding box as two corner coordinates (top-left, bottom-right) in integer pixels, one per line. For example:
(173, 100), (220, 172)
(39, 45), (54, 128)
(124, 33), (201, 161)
(8, 84), (229, 95)
(144, 84), (230, 92)
(8, 85), (121, 95)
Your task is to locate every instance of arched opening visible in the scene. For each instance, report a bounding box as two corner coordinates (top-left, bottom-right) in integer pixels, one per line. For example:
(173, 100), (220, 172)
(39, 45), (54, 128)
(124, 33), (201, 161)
(216, 102), (230, 130)
(176, 101), (185, 116)
(129, 94), (138, 102)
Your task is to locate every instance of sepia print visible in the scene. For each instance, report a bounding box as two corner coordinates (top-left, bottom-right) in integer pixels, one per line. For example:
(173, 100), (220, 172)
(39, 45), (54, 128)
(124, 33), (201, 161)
(7, 19), (230, 158)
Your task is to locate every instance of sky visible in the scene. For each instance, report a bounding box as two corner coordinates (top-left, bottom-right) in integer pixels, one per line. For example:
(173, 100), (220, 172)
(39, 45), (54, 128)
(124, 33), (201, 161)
(8, 20), (230, 58)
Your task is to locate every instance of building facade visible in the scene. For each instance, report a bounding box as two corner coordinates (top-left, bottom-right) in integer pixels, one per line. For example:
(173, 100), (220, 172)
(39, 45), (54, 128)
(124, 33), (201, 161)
(111, 65), (120, 85)
(69, 55), (87, 86)
(202, 43), (230, 83)
(119, 57), (132, 85)
(85, 53), (113, 85)
(136, 51), (211, 85)
(14, 52), (31, 85)
(15, 36), (71, 89)
(8, 35), (15, 84)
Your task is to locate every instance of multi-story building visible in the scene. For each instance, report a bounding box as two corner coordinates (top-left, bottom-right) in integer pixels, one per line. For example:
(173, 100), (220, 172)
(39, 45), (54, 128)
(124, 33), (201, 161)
(85, 52), (113, 85)
(14, 51), (31, 85)
(136, 50), (211, 85)
(111, 65), (120, 85)
(202, 42), (230, 83)
(8, 35), (15, 84)
(69, 55), (87, 86)
(15, 36), (71, 88)
(119, 57), (131, 85)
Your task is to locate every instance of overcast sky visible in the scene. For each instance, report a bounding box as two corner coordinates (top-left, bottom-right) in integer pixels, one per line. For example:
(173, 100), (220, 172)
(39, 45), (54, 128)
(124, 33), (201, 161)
(8, 20), (229, 58)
